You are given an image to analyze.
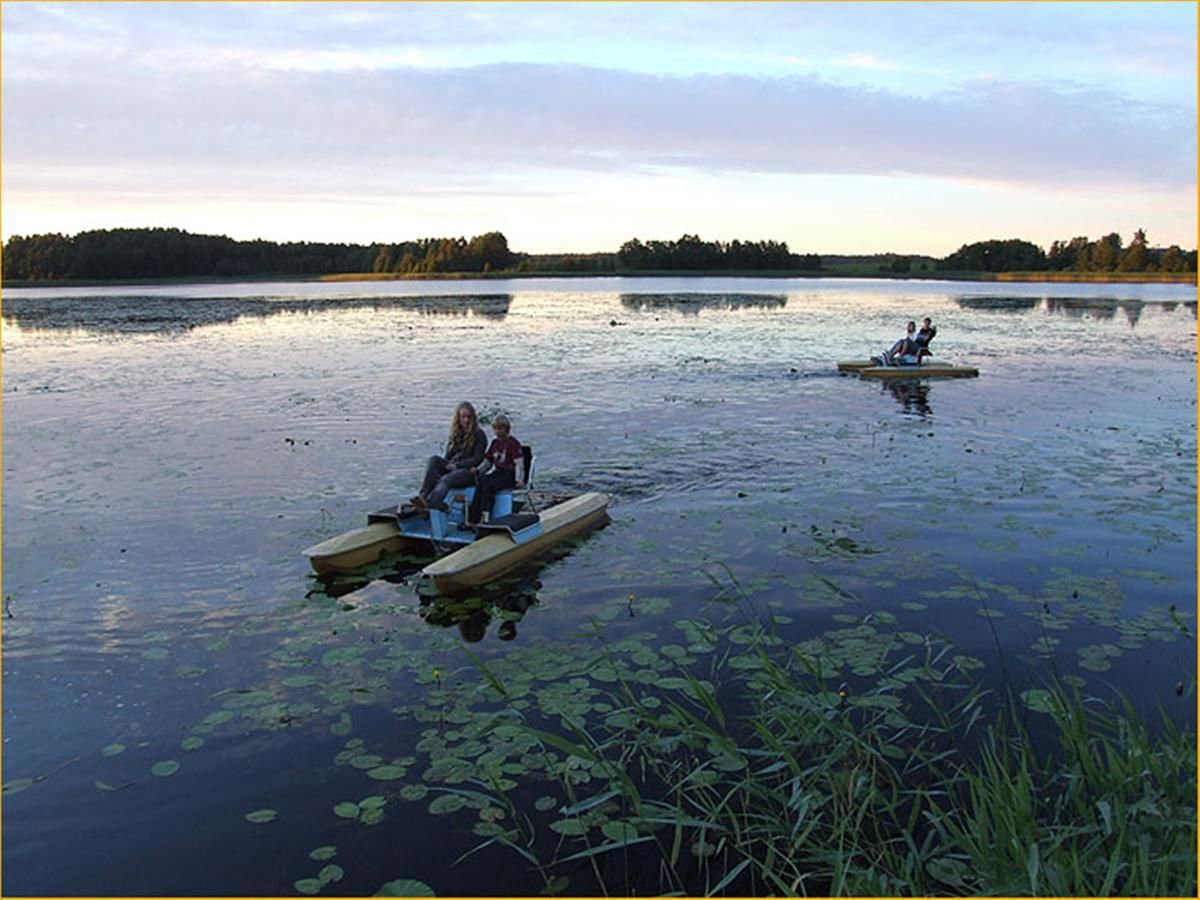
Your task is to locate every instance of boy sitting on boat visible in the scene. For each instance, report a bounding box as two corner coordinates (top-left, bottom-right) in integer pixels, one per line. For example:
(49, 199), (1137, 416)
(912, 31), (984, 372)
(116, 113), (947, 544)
(467, 414), (524, 525)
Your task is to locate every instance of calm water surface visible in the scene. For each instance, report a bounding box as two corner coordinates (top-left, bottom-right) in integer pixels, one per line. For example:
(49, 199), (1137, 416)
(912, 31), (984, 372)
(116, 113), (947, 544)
(2, 277), (1196, 895)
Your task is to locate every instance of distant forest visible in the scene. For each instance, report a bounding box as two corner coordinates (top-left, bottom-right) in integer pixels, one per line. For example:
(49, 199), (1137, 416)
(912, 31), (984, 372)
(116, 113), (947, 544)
(1, 226), (1194, 281)
(938, 231), (1197, 274)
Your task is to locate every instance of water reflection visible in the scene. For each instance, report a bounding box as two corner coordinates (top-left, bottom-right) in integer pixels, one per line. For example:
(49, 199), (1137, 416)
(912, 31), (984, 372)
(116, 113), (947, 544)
(420, 577), (541, 642)
(954, 296), (1040, 313)
(881, 379), (933, 417)
(620, 292), (787, 314)
(953, 295), (1198, 326)
(1, 293), (512, 334)
(1043, 297), (1143, 325)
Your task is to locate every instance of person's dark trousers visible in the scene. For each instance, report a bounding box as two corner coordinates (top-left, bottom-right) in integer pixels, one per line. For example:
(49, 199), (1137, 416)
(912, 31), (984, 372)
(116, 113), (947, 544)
(468, 469), (515, 523)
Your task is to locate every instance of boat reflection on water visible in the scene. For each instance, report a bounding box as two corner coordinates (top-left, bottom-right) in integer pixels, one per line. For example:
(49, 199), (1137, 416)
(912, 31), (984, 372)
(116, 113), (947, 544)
(306, 555), (425, 599)
(881, 378), (933, 417)
(419, 575), (541, 643)
(306, 555), (544, 642)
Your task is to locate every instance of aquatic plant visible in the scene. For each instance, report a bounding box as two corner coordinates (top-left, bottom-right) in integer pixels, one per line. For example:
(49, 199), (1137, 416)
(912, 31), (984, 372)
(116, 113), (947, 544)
(453, 601), (1196, 897)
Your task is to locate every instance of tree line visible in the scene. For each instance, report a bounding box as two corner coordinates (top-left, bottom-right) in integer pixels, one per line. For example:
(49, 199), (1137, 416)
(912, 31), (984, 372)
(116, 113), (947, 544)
(2, 226), (1194, 282)
(939, 230), (1196, 274)
(0, 227), (513, 281)
(617, 235), (822, 271)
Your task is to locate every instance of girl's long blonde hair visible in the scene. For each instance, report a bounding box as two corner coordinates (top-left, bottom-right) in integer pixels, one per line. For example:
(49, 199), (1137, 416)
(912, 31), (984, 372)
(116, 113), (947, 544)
(447, 401), (478, 452)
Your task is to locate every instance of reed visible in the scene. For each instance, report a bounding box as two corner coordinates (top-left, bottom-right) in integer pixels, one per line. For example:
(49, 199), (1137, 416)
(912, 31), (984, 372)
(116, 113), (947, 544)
(467, 602), (1196, 896)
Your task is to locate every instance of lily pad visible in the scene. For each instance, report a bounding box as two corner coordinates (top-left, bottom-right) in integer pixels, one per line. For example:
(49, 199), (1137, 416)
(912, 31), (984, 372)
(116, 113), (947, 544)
(245, 808), (278, 824)
(334, 802), (360, 819)
(151, 760), (180, 777)
(101, 743), (126, 757)
(601, 821), (639, 842)
(295, 878), (323, 895)
(549, 818), (588, 836)
(375, 879), (436, 896)
(310, 846), (337, 861)
(1020, 689), (1056, 714)
(318, 864), (344, 885)
(428, 794), (467, 815)
(366, 765), (407, 781)
(181, 737), (205, 752)
(399, 785), (429, 802)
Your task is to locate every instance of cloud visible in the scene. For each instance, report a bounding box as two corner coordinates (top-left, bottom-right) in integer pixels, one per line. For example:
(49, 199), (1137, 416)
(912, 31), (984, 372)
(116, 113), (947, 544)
(4, 58), (1193, 200)
(834, 53), (898, 71)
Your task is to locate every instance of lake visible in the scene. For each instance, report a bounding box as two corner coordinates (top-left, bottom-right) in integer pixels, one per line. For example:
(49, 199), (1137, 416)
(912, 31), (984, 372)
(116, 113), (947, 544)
(2, 276), (1196, 896)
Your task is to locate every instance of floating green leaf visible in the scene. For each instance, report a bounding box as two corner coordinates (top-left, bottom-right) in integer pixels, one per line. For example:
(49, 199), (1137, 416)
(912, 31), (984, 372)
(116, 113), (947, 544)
(601, 821), (638, 842)
(375, 879), (436, 896)
(181, 737), (205, 752)
(318, 864), (344, 885)
(282, 675), (321, 688)
(310, 846), (337, 861)
(399, 785), (429, 802)
(428, 794), (467, 815)
(245, 808), (278, 824)
(360, 807), (385, 825)
(534, 796), (558, 812)
(294, 878), (322, 895)
(151, 760), (180, 777)
(367, 765), (407, 781)
(101, 743), (126, 757)
(333, 802), (360, 819)
(549, 818), (589, 836)
(1020, 690), (1055, 714)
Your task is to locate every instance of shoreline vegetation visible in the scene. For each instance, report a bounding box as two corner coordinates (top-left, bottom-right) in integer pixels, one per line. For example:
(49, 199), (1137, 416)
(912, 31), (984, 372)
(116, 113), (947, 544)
(2, 226), (1195, 289)
(3, 269), (1194, 290)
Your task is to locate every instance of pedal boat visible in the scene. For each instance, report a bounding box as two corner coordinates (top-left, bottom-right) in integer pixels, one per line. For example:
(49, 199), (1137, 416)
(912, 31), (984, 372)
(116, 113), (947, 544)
(303, 489), (611, 594)
(837, 357), (979, 378)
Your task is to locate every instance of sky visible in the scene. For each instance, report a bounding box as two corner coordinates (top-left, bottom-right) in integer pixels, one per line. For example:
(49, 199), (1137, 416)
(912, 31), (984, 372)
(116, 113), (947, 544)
(1, 1), (1196, 256)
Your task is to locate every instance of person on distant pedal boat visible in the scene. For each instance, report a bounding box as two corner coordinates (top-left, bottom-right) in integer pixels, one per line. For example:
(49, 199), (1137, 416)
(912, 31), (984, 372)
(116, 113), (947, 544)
(890, 320), (918, 360)
(467, 413), (524, 525)
(411, 401), (487, 512)
(912, 317), (937, 358)
(871, 320), (917, 366)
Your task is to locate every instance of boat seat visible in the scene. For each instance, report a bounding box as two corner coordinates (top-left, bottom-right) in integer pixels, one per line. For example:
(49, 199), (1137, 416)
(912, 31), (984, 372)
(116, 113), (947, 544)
(476, 512), (543, 544)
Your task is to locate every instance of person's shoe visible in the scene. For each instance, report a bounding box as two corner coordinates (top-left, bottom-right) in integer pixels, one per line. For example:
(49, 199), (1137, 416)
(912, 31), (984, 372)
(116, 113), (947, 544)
(410, 495), (427, 511)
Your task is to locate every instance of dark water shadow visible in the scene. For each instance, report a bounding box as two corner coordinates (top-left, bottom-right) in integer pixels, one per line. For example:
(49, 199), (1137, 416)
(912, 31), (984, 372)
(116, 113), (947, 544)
(620, 292), (787, 315)
(1, 293), (512, 334)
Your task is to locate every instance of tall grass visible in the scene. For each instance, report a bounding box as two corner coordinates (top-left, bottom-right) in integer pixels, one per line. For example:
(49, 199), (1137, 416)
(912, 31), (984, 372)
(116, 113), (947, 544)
(469, 610), (1196, 896)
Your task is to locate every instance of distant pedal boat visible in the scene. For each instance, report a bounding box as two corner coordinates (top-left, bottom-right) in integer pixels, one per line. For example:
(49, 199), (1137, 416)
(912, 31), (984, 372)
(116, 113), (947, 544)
(303, 491), (611, 593)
